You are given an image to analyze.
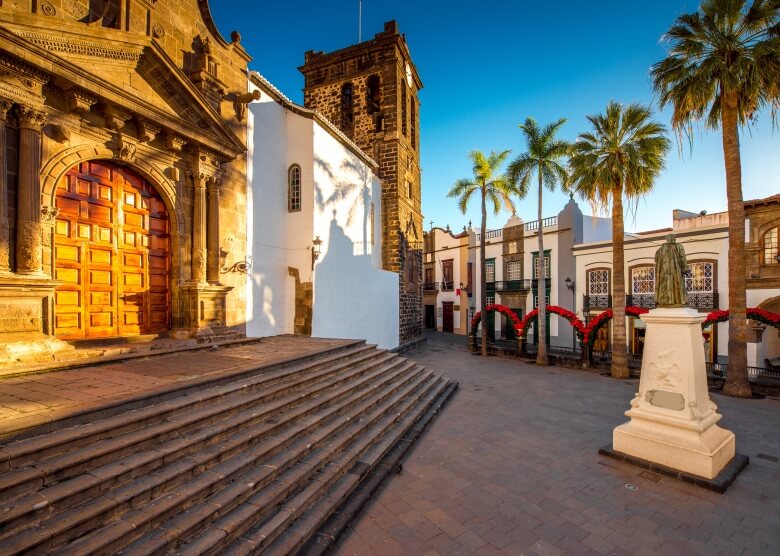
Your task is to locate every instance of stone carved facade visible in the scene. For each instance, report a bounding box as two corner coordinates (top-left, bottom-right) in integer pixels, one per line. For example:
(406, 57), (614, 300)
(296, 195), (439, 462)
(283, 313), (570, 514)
(0, 1), (251, 352)
(300, 20), (424, 347)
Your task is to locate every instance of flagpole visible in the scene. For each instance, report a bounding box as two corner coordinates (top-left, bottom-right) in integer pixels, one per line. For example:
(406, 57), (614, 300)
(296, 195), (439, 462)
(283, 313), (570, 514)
(358, 0), (362, 43)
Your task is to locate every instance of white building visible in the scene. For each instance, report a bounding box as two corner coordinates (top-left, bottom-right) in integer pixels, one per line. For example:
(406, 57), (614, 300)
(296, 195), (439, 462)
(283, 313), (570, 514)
(427, 198), (612, 346)
(245, 73), (399, 349)
(573, 197), (780, 368)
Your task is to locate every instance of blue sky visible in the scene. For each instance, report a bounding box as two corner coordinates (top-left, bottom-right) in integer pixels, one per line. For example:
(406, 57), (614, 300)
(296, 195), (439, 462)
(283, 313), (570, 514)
(211, 1), (779, 233)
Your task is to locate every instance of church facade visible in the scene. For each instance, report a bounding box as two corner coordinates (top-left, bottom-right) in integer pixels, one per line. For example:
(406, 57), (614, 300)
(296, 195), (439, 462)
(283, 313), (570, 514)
(0, 1), (251, 362)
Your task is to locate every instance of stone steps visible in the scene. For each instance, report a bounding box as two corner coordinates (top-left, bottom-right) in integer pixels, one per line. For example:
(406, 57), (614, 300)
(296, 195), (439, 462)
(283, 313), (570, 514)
(0, 342), (457, 555)
(0, 350), (399, 540)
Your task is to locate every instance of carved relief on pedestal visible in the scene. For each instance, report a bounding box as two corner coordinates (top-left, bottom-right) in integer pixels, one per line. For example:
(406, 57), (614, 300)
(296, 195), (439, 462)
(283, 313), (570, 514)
(647, 349), (682, 390)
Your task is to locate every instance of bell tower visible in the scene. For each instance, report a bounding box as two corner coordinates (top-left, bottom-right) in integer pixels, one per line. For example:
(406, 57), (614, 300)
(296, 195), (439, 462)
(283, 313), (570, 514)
(300, 20), (424, 345)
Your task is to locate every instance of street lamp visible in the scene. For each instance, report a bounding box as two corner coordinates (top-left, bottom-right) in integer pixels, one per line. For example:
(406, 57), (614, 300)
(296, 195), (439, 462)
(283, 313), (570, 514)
(565, 276), (576, 349)
(312, 236), (322, 269)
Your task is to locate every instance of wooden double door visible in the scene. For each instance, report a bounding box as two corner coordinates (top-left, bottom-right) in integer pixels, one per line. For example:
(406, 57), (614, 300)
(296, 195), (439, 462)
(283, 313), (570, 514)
(54, 161), (171, 339)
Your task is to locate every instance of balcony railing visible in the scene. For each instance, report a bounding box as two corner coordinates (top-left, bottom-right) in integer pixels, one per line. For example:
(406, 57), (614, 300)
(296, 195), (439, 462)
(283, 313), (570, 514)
(583, 294), (612, 311)
(524, 216), (558, 231)
(626, 292), (719, 312)
(475, 229), (503, 242)
(423, 282), (439, 292)
(493, 280), (532, 292)
(441, 280), (454, 292)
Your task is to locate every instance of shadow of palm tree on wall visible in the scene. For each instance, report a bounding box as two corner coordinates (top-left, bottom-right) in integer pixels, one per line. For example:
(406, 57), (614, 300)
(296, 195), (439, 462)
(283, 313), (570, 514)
(314, 157), (373, 256)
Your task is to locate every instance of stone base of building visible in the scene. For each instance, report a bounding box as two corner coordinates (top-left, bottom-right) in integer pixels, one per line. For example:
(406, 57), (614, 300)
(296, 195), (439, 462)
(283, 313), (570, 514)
(0, 275), (72, 365)
(177, 282), (234, 338)
(612, 307), (738, 481)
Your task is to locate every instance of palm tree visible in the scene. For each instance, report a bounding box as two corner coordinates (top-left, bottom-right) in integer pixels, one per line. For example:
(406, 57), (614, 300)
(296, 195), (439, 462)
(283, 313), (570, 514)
(569, 102), (670, 379)
(651, 0), (780, 398)
(508, 118), (570, 366)
(448, 150), (517, 356)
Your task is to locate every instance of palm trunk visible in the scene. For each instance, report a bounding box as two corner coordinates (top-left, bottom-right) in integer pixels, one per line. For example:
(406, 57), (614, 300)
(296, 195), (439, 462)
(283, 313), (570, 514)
(536, 166), (549, 365)
(611, 189), (629, 379)
(480, 185), (488, 356)
(720, 93), (751, 397)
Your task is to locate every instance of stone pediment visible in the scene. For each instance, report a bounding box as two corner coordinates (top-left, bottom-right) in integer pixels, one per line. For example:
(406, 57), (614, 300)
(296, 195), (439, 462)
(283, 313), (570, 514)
(0, 25), (244, 158)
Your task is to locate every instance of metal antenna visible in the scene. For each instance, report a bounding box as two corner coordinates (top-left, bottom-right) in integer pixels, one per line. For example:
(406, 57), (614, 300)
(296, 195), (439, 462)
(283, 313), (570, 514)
(358, 0), (363, 43)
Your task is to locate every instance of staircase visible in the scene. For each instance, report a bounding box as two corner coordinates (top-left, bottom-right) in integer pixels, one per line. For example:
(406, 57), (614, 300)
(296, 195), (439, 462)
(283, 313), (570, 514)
(0, 342), (457, 555)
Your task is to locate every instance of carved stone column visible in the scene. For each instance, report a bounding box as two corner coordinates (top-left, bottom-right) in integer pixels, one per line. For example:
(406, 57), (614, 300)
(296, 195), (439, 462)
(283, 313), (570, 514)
(15, 105), (47, 276)
(206, 177), (221, 284)
(0, 98), (13, 274)
(191, 172), (208, 284)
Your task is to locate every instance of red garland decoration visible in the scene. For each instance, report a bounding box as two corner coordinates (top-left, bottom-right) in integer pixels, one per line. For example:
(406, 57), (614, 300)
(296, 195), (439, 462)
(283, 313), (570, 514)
(470, 304), (522, 335)
(703, 308), (780, 329)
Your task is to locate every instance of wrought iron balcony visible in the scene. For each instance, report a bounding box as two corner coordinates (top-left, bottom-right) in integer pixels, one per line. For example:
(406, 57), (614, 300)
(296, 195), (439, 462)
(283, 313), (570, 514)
(440, 280), (454, 292)
(626, 292), (719, 312)
(423, 282), (439, 292)
(583, 294), (612, 311)
(493, 280), (532, 292)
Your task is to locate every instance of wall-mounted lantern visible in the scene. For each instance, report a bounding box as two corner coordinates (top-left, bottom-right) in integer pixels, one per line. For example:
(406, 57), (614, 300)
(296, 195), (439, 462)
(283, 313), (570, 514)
(312, 236), (322, 269)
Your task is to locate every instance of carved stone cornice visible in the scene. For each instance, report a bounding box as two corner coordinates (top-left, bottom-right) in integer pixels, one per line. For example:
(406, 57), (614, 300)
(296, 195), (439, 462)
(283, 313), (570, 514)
(0, 53), (49, 85)
(14, 31), (144, 63)
(116, 133), (138, 163)
(16, 105), (48, 130)
(135, 118), (161, 143)
(102, 105), (132, 131)
(64, 88), (98, 115)
(162, 132), (187, 154)
(188, 145), (226, 180)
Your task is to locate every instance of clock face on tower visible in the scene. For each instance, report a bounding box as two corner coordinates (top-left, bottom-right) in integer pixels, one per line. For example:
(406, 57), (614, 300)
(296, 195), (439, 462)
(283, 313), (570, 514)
(405, 63), (412, 87)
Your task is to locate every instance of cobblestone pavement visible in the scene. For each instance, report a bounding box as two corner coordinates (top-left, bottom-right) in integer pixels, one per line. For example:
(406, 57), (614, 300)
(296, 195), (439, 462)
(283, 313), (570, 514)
(0, 336), (351, 437)
(336, 333), (780, 555)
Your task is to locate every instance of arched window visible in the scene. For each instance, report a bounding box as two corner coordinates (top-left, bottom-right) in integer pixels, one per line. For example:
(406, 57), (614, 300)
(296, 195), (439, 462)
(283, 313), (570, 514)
(288, 164), (301, 212)
(587, 269), (610, 308)
(401, 80), (408, 136)
(763, 226), (779, 265)
(366, 75), (381, 114)
(340, 82), (354, 132)
(631, 266), (656, 308)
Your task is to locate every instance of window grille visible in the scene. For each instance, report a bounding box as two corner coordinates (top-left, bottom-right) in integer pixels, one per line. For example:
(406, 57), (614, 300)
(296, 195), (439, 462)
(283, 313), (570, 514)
(288, 165), (301, 212)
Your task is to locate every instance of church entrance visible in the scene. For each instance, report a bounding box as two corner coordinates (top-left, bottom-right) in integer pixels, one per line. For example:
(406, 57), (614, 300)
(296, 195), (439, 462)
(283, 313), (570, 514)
(53, 161), (171, 339)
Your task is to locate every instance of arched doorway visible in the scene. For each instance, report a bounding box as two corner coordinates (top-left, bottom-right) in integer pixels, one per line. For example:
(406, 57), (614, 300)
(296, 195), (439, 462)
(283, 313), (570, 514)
(53, 161), (171, 339)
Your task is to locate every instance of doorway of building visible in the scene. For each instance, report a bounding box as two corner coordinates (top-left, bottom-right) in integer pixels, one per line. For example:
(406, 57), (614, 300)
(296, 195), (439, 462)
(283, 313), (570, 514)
(53, 161), (171, 339)
(442, 302), (454, 333)
(425, 304), (435, 329)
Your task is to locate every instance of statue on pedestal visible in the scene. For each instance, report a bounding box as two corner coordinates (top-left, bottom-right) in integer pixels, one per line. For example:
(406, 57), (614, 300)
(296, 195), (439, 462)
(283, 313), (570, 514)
(655, 234), (688, 307)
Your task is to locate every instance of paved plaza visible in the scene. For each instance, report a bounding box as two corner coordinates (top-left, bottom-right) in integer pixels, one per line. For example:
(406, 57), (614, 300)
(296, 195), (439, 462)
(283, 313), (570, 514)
(335, 332), (780, 556)
(0, 336), (350, 438)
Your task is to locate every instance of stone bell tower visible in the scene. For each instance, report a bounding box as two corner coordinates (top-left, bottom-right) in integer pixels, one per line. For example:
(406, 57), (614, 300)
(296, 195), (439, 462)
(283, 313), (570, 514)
(300, 20), (424, 346)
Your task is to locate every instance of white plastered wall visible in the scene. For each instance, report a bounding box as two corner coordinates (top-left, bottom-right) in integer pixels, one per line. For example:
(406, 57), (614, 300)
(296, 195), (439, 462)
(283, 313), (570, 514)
(310, 124), (399, 349)
(246, 84), (398, 349)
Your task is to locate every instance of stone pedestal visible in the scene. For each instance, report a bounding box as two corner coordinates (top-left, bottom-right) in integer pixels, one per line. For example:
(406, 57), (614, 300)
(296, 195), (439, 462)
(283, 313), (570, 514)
(612, 307), (736, 480)
(178, 282), (233, 338)
(0, 276), (72, 364)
